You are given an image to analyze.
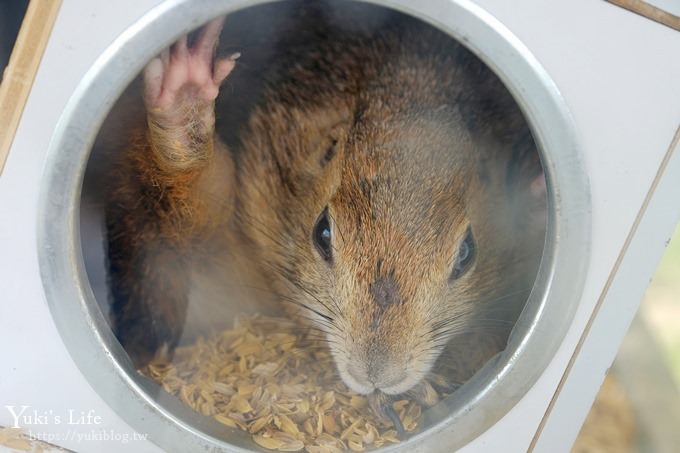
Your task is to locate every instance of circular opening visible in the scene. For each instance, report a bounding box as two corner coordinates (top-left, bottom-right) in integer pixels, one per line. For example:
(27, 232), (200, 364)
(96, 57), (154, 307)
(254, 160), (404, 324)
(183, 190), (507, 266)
(39, 1), (590, 451)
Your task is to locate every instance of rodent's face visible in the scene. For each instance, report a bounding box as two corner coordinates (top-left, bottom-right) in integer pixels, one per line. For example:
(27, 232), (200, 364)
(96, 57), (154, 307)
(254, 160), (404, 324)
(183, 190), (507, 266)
(240, 103), (544, 396)
(306, 110), (486, 395)
(321, 202), (476, 395)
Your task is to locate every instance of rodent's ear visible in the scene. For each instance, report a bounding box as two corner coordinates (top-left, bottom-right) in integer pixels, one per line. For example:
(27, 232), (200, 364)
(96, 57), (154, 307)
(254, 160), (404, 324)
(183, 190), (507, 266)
(297, 107), (351, 179)
(502, 132), (547, 232)
(482, 129), (548, 231)
(527, 170), (547, 231)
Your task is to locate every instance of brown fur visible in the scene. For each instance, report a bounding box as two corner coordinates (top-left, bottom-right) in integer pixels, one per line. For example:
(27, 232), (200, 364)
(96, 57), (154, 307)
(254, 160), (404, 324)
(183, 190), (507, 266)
(105, 2), (545, 396)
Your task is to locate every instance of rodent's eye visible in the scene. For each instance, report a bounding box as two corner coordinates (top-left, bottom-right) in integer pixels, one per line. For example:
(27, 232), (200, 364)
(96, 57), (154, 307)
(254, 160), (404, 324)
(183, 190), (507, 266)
(450, 228), (476, 281)
(313, 208), (333, 262)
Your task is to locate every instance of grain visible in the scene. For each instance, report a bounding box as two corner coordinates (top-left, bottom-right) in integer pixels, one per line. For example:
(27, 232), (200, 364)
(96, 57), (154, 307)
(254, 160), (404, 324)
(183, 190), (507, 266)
(142, 314), (433, 451)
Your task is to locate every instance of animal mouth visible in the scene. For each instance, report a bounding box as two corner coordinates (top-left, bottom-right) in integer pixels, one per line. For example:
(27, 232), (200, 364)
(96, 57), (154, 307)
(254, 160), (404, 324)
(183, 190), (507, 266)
(337, 355), (420, 396)
(340, 362), (376, 395)
(379, 378), (415, 396)
(341, 368), (410, 436)
(327, 328), (440, 397)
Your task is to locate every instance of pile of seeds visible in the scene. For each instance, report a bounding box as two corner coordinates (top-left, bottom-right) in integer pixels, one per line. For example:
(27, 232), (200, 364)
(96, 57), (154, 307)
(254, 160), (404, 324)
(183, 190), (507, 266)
(142, 314), (428, 452)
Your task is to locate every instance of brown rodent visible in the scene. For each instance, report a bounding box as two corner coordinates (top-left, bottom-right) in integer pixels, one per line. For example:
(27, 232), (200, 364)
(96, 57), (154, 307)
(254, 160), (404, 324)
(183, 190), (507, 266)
(105, 2), (546, 404)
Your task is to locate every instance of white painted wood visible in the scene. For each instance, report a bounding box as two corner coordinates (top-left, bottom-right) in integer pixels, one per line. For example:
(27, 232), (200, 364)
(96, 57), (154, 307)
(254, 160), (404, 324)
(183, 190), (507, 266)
(0, 2), (164, 452)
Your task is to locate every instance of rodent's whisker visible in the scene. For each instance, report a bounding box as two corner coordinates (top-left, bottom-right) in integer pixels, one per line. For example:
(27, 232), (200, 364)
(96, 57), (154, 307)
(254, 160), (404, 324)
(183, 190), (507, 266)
(237, 210), (309, 256)
(284, 301), (334, 323)
(478, 287), (534, 307)
(236, 280), (341, 333)
(288, 280), (341, 319)
(429, 320), (513, 341)
(240, 258), (341, 320)
(325, 209), (347, 244)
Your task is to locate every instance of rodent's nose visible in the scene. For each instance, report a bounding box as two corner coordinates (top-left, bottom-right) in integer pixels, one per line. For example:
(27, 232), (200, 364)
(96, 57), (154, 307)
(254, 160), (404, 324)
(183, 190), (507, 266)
(347, 364), (368, 385)
(368, 368), (408, 394)
(345, 363), (375, 394)
(346, 360), (408, 395)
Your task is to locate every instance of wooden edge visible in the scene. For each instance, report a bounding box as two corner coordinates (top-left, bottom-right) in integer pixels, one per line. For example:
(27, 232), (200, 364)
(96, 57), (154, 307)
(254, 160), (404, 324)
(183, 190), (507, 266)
(607, 0), (680, 31)
(0, 0), (63, 176)
(0, 425), (74, 452)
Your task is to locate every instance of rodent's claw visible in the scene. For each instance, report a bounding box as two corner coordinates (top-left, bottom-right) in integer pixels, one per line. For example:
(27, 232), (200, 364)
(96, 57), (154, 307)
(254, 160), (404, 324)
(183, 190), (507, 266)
(143, 57), (165, 108)
(193, 16), (226, 62)
(367, 392), (405, 437)
(212, 55), (238, 88)
(427, 373), (460, 396)
(384, 404), (406, 438)
(408, 380), (440, 407)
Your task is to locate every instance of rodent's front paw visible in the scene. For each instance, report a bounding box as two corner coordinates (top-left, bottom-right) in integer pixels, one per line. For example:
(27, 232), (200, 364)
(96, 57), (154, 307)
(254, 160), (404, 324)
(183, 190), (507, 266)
(143, 16), (238, 131)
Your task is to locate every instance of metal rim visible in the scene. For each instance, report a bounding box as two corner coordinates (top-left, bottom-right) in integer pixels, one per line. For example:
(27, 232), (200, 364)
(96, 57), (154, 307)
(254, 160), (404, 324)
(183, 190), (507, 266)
(37, 0), (591, 451)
